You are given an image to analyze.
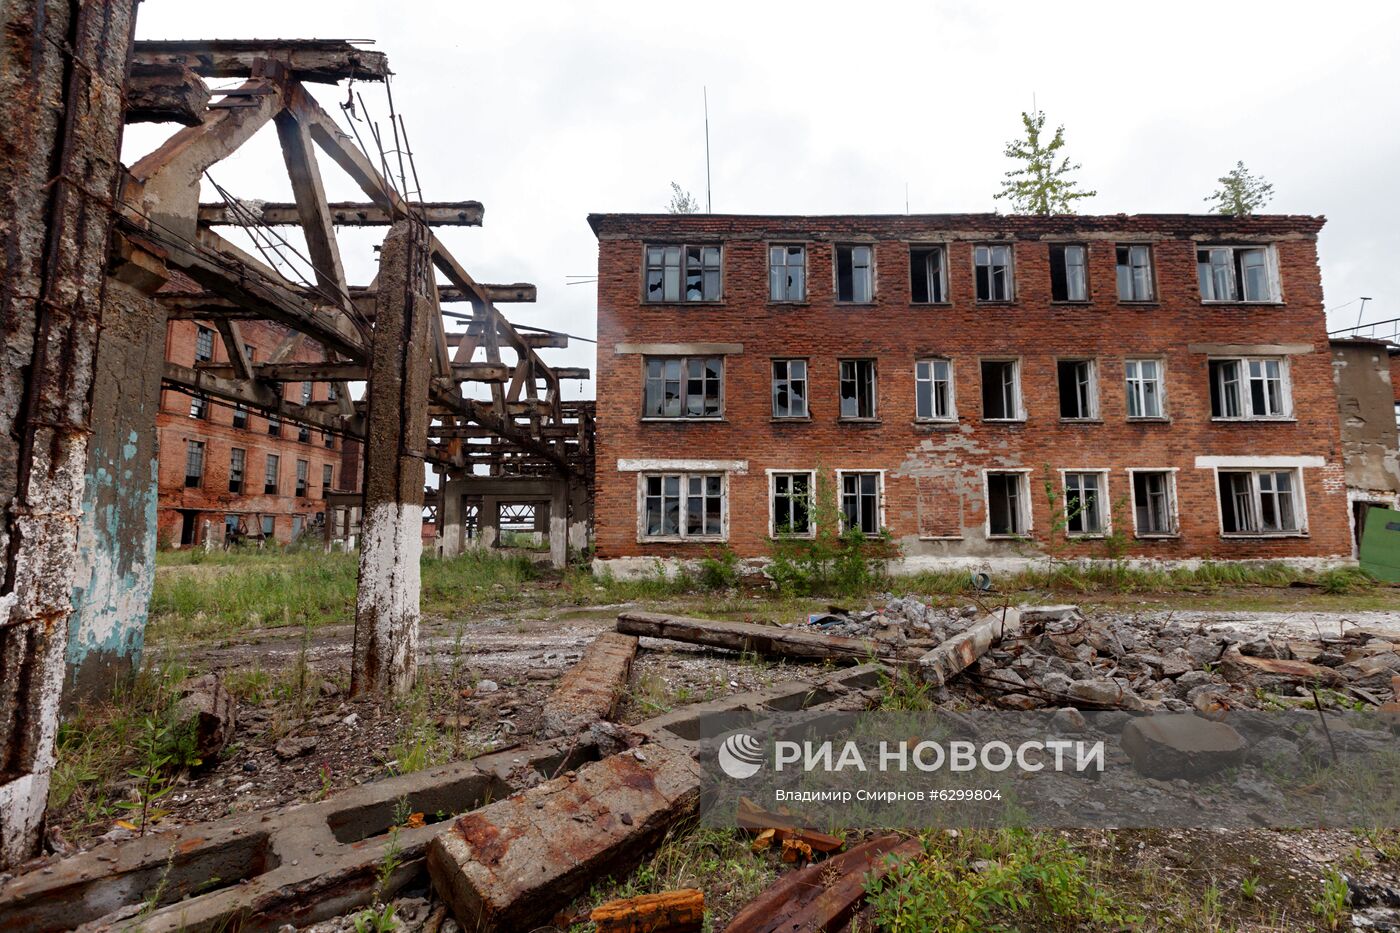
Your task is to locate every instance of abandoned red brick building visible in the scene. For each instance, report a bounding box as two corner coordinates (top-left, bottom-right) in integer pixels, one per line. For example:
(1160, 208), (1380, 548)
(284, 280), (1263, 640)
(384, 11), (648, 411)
(589, 213), (1353, 574)
(158, 318), (357, 547)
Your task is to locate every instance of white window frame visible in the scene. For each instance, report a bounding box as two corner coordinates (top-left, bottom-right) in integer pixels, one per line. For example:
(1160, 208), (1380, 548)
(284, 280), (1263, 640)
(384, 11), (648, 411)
(982, 468), (1033, 539)
(1049, 243), (1089, 302)
(766, 469), (817, 539)
(1125, 358), (1166, 420)
(1209, 356), (1293, 421)
(769, 244), (807, 302)
(771, 358), (809, 419)
(835, 469), (885, 536)
(979, 358), (1024, 422)
(1057, 359), (1099, 421)
(915, 358), (956, 422)
(1059, 469), (1111, 538)
(1125, 468), (1181, 538)
(1115, 243), (1155, 302)
(973, 244), (1014, 302)
(834, 244), (874, 303)
(1211, 467), (1309, 538)
(636, 472), (728, 542)
(1197, 244), (1281, 304)
(909, 245), (948, 304)
(838, 358), (878, 420)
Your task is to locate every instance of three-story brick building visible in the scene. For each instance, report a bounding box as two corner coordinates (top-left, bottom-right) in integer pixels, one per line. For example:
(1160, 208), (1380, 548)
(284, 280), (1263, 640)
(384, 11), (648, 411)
(589, 213), (1352, 574)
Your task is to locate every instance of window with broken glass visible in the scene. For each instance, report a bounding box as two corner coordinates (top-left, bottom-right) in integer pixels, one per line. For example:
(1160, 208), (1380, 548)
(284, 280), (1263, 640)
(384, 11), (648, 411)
(184, 441), (204, 489)
(232, 403), (248, 429)
(189, 394), (208, 420)
(835, 245), (873, 302)
(322, 463), (334, 495)
(264, 454), (279, 495)
(195, 326), (215, 362)
(1064, 471), (1107, 536)
(1218, 469), (1301, 535)
(1057, 359), (1097, 420)
(1209, 357), (1288, 419)
(295, 459), (308, 497)
(1197, 246), (1276, 302)
(1115, 245), (1154, 301)
(267, 413), (281, 437)
(1132, 470), (1176, 535)
(644, 244), (721, 302)
(643, 356), (723, 419)
(1049, 244), (1088, 302)
(910, 246), (947, 303)
(974, 245), (1013, 301)
(1125, 359), (1164, 418)
(771, 359), (808, 418)
(771, 472), (814, 536)
(642, 473), (724, 539)
(228, 447), (245, 494)
(986, 472), (1027, 537)
(769, 245), (806, 301)
(840, 472), (881, 535)
(915, 359), (954, 421)
(838, 359), (877, 419)
(980, 360), (1021, 420)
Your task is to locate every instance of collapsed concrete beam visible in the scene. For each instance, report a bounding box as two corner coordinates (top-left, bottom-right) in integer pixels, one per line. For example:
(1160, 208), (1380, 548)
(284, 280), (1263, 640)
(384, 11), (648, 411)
(427, 746), (701, 932)
(917, 607), (1022, 686)
(125, 63), (210, 126)
(132, 39), (390, 84)
(617, 612), (908, 665)
(197, 200), (484, 227)
(539, 632), (638, 738)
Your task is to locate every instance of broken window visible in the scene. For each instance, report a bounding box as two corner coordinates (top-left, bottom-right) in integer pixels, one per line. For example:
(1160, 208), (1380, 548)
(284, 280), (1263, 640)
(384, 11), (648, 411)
(915, 359), (954, 421)
(298, 425), (311, 444)
(1197, 246), (1276, 302)
(1132, 470), (1176, 535)
(910, 246), (946, 303)
(1115, 245), (1154, 301)
(268, 413), (281, 437)
(1209, 357), (1288, 419)
(184, 440), (204, 488)
(1064, 471), (1107, 536)
(295, 459), (309, 497)
(291, 514), (305, 539)
(1057, 359), (1097, 420)
(771, 359), (808, 418)
(224, 514), (240, 538)
(645, 244), (720, 302)
(771, 472), (813, 536)
(986, 472), (1027, 537)
(228, 447), (245, 494)
(643, 356), (723, 418)
(195, 326), (215, 362)
(301, 381), (312, 406)
(1125, 359), (1164, 418)
(840, 472), (881, 536)
(261, 515), (275, 538)
(323, 431), (335, 449)
(327, 384), (338, 401)
(232, 403), (248, 429)
(642, 473), (724, 539)
(980, 360), (1021, 420)
(265, 454), (279, 495)
(835, 245), (873, 302)
(322, 463), (333, 495)
(769, 245), (806, 301)
(974, 244), (1013, 301)
(839, 359), (877, 419)
(1049, 244), (1088, 301)
(1218, 469), (1301, 535)
(189, 394), (208, 420)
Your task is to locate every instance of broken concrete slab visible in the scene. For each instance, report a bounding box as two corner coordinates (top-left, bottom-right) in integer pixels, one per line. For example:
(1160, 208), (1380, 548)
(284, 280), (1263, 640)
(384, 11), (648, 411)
(918, 608), (1021, 686)
(618, 612), (905, 664)
(1221, 649), (1344, 688)
(538, 632), (637, 738)
(427, 746), (701, 932)
(1121, 715), (1246, 779)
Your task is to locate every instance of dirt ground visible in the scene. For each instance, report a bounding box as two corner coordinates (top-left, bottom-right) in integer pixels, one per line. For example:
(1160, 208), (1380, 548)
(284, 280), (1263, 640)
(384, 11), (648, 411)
(46, 573), (1400, 931)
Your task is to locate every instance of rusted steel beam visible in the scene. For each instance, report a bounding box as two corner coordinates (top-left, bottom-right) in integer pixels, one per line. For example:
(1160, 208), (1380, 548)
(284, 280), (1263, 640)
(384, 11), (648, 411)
(132, 39), (390, 84)
(198, 201), (484, 227)
(163, 362), (360, 436)
(125, 63), (209, 126)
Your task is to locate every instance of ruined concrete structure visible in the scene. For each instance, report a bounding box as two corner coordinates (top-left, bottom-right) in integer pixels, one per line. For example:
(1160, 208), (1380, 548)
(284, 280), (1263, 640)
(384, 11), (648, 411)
(1330, 337), (1400, 544)
(590, 214), (1353, 575)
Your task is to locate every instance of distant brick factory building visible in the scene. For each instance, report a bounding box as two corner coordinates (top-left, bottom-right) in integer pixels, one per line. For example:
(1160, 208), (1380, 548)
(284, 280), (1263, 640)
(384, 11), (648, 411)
(589, 213), (1353, 574)
(158, 318), (357, 547)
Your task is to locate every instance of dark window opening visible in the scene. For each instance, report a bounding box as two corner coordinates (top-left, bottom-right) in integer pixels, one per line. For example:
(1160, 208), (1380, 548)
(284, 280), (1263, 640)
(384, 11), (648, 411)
(836, 245), (873, 302)
(1115, 245), (1153, 301)
(772, 472), (812, 535)
(1133, 471), (1174, 535)
(980, 360), (1020, 420)
(974, 245), (1012, 301)
(839, 359), (877, 419)
(772, 359), (808, 418)
(184, 441), (204, 489)
(228, 448), (245, 494)
(841, 472), (880, 535)
(1057, 360), (1095, 419)
(987, 473), (1025, 536)
(910, 247), (945, 303)
(1049, 244), (1088, 301)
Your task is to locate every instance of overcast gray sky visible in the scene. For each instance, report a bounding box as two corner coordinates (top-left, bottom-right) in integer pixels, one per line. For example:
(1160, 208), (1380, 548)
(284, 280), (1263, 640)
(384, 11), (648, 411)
(131, 0), (1400, 382)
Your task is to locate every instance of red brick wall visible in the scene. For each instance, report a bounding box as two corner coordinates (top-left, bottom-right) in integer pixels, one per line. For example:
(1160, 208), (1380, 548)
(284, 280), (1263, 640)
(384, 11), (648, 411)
(591, 214), (1351, 564)
(157, 319), (358, 546)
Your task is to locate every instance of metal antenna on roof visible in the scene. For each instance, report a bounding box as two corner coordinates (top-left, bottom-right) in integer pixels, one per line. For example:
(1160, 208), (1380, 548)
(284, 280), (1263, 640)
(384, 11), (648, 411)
(1356, 297), (1373, 329)
(704, 87), (712, 213)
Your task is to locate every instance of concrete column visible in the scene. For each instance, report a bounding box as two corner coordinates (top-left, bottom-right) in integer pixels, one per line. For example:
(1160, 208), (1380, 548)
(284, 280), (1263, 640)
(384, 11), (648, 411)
(549, 479), (568, 569)
(438, 477), (464, 559)
(479, 497), (500, 550)
(0, 0), (138, 868)
(65, 262), (169, 708)
(352, 221), (432, 698)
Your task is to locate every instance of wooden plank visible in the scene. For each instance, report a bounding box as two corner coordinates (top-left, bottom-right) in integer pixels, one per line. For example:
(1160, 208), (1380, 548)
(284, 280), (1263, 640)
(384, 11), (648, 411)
(162, 362), (358, 436)
(196, 362), (365, 382)
(591, 889), (703, 933)
(125, 63), (209, 126)
(214, 319), (254, 381)
(198, 201), (484, 227)
(616, 612), (904, 664)
(917, 607), (1021, 686)
(132, 39), (390, 83)
(450, 362), (512, 382)
(274, 108), (349, 308)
